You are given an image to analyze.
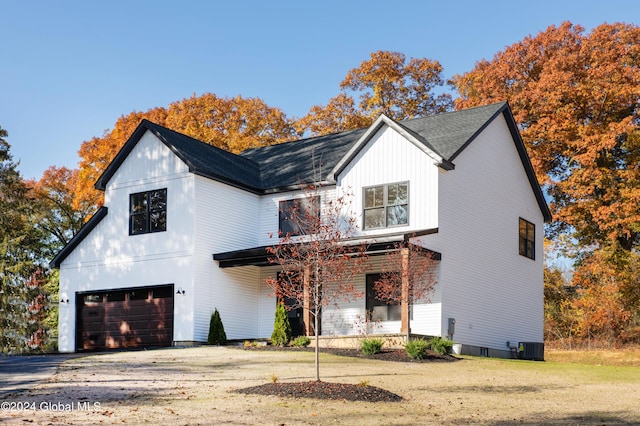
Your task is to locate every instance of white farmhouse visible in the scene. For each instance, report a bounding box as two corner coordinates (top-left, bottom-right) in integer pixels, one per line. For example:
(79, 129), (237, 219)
(52, 102), (551, 358)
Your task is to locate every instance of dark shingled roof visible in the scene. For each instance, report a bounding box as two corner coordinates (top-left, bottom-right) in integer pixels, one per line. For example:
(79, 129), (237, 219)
(92, 100), (551, 219)
(96, 102), (511, 194)
(401, 102), (506, 160)
(239, 128), (367, 191)
(95, 121), (262, 192)
(53, 102), (552, 268)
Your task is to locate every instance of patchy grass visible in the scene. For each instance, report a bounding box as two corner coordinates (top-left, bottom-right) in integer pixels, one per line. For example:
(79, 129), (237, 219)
(546, 347), (640, 367)
(3, 347), (640, 425)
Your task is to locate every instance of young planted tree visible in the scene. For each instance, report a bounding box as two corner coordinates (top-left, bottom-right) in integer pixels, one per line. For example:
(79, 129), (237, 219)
(265, 186), (368, 381)
(373, 239), (438, 341)
(207, 308), (227, 345)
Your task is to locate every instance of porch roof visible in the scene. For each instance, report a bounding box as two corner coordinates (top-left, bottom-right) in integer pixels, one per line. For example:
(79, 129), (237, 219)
(212, 229), (441, 268)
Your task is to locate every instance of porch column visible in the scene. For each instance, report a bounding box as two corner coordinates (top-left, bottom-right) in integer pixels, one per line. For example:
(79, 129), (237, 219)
(400, 247), (410, 336)
(303, 264), (313, 336)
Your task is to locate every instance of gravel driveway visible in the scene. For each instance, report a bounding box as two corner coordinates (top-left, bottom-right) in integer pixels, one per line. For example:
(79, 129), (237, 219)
(1, 346), (639, 425)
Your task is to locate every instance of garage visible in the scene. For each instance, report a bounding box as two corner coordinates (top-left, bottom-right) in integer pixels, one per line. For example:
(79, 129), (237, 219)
(76, 285), (174, 351)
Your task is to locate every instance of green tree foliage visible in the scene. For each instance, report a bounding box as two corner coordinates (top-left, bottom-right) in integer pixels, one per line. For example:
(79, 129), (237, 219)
(271, 301), (292, 346)
(207, 308), (227, 345)
(0, 126), (51, 353)
(544, 266), (578, 347)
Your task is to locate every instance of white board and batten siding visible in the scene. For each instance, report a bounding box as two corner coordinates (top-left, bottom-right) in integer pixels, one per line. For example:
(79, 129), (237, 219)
(337, 125), (439, 238)
(58, 131), (197, 351)
(421, 115), (544, 351)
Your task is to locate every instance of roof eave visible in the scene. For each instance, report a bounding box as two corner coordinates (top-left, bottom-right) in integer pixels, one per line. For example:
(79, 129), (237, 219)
(50, 207), (108, 268)
(501, 107), (553, 222)
(328, 114), (449, 181)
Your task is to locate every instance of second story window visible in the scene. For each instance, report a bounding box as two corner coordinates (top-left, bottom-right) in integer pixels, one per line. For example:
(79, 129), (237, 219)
(363, 182), (409, 230)
(130, 189), (167, 235)
(279, 196), (320, 236)
(519, 218), (535, 260)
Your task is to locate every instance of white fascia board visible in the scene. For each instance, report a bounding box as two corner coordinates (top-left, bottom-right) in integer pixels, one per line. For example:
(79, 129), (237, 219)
(327, 114), (447, 182)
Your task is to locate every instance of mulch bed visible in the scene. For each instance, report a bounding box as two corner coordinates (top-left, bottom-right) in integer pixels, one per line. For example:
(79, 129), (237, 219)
(245, 345), (459, 363)
(232, 346), (459, 402)
(235, 380), (403, 402)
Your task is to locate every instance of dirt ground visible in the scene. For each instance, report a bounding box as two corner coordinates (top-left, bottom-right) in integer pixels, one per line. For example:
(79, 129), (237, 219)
(2, 346), (640, 425)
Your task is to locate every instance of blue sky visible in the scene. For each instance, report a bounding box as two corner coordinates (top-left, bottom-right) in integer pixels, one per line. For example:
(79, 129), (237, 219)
(2, 0), (638, 180)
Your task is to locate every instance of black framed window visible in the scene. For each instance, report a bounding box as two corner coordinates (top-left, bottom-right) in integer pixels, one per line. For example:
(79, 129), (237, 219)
(129, 189), (167, 235)
(279, 196), (320, 236)
(363, 182), (408, 230)
(519, 218), (535, 260)
(366, 274), (401, 321)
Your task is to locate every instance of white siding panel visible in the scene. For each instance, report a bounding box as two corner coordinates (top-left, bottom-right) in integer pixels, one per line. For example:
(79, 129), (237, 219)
(192, 176), (263, 341)
(106, 132), (190, 191)
(58, 134), (197, 351)
(259, 266), (282, 338)
(212, 267), (262, 340)
(337, 126), (439, 238)
(422, 115), (544, 350)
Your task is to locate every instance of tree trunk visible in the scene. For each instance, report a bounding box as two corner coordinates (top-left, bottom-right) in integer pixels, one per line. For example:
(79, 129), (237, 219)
(314, 278), (320, 382)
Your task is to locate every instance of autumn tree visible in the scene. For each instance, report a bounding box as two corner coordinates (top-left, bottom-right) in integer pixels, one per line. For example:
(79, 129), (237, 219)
(265, 186), (368, 381)
(76, 107), (168, 212)
(452, 22), (640, 252)
(298, 51), (453, 136)
(76, 94), (299, 211)
(31, 166), (92, 255)
(0, 126), (51, 353)
(166, 93), (299, 153)
(452, 21), (640, 345)
(373, 239), (438, 341)
(543, 266), (578, 347)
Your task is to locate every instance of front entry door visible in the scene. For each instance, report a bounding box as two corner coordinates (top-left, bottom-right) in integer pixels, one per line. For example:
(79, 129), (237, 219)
(284, 297), (304, 337)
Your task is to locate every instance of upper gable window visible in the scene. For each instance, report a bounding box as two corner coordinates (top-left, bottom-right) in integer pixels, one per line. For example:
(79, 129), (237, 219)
(519, 218), (535, 260)
(129, 189), (167, 235)
(279, 196), (320, 237)
(363, 182), (409, 230)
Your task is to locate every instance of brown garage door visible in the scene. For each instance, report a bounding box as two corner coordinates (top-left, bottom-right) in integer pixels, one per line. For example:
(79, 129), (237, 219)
(76, 285), (174, 351)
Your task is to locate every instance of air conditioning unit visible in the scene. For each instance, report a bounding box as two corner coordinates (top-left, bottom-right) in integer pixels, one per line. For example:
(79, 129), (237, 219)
(518, 342), (544, 361)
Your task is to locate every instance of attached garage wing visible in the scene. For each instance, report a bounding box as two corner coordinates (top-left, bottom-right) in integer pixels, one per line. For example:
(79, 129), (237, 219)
(76, 285), (174, 351)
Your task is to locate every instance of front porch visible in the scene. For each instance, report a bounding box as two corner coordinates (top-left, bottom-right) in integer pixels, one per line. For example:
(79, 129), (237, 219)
(213, 230), (442, 340)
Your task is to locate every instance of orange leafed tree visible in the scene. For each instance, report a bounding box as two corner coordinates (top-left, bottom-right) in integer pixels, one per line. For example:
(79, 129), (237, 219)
(165, 93), (299, 153)
(30, 166), (94, 250)
(75, 108), (168, 212)
(452, 22), (640, 252)
(75, 94), (299, 212)
(298, 51), (453, 136)
(570, 246), (633, 347)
